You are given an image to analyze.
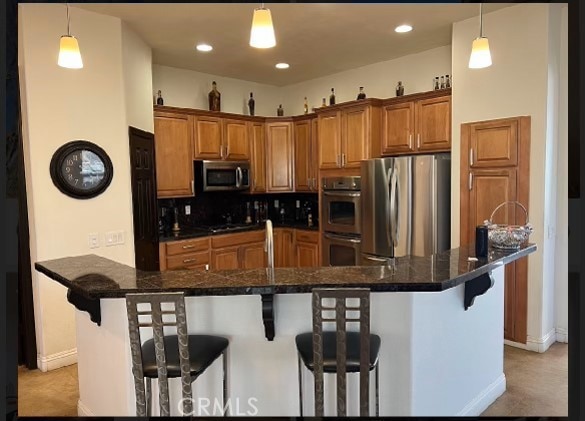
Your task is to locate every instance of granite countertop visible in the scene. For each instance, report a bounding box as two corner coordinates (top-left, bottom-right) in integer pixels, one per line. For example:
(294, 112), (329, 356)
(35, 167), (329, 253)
(35, 244), (536, 299)
(159, 221), (318, 242)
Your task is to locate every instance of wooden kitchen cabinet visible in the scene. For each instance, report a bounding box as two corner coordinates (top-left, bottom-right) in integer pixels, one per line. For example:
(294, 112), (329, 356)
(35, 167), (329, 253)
(193, 114), (249, 160)
(266, 121), (294, 192)
(294, 116), (318, 191)
(159, 237), (210, 270)
(382, 91), (451, 155)
(241, 242), (267, 269)
(211, 246), (240, 270)
(294, 230), (320, 267)
(249, 122), (266, 193)
(154, 111), (194, 198)
(460, 116), (530, 344)
(274, 228), (295, 267)
(317, 101), (381, 170)
(211, 230), (266, 269)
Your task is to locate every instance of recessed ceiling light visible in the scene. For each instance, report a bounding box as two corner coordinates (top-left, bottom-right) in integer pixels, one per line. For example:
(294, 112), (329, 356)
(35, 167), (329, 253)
(196, 43), (213, 52)
(395, 25), (413, 33)
(275, 63), (290, 69)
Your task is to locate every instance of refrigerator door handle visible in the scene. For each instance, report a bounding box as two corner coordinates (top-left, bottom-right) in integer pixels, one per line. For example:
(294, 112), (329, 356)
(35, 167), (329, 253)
(393, 171), (400, 246)
(386, 167), (394, 248)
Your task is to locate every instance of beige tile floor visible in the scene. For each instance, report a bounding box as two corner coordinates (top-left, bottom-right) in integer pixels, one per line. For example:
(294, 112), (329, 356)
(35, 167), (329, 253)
(18, 343), (567, 417)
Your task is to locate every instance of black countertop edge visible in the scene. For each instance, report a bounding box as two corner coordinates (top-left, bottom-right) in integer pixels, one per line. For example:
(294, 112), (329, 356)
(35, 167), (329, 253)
(34, 244), (536, 300)
(159, 222), (319, 242)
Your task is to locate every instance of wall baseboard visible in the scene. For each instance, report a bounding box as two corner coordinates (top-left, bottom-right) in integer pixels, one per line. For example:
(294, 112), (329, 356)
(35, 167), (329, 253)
(555, 327), (568, 343)
(526, 328), (557, 353)
(457, 373), (506, 416)
(504, 339), (528, 350)
(36, 348), (77, 372)
(77, 399), (95, 416)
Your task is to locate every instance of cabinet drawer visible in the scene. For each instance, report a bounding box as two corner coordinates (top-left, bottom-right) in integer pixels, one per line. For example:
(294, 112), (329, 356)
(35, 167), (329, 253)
(295, 230), (319, 244)
(166, 251), (210, 270)
(211, 230), (264, 249)
(165, 237), (210, 256)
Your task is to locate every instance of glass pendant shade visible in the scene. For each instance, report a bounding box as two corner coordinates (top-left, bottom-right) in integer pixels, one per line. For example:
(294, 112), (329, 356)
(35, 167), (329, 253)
(58, 35), (83, 69)
(250, 8), (276, 48)
(468, 37), (492, 69)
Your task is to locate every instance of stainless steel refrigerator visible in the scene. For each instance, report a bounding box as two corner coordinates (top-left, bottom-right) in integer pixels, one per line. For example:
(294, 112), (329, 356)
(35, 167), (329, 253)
(360, 154), (451, 264)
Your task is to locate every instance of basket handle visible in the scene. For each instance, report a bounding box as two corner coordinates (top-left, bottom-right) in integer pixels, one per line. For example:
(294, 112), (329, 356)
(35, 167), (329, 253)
(489, 201), (529, 225)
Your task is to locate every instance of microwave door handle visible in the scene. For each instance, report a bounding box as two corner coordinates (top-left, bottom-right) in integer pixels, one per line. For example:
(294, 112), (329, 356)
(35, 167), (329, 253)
(236, 167), (242, 188)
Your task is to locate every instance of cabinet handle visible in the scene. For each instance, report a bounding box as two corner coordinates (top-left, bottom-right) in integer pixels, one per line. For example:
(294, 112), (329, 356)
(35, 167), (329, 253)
(182, 245), (195, 249)
(191, 180), (194, 195)
(183, 258), (197, 263)
(469, 148), (474, 166)
(417, 134), (421, 149)
(409, 134), (413, 149)
(342, 153), (346, 167)
(468, 173), (473, 191)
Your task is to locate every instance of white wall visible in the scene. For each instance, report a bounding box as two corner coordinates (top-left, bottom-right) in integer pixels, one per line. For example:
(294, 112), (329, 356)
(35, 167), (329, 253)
(452, 3), (566, 350)
(152, 64), (282, 117)
(554, 5), (568, 342)
(280, 45), (451, 115)
(19, 4), (144, 368)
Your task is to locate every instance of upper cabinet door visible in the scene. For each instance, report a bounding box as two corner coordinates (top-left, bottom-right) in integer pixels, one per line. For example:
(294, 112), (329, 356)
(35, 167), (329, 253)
(154, 112), (193, 198)
(266, 122), (294, 192)
(249, 122), (266, 193)
(416, 95), (451, 152)
(311, 118), (319, 187)
(294, 120), (312, 191)
(223, 119), (250, 160)
(381, 102), (415, 155)
(318, 111), (342, 169)
(469, 118), (519, 168)
(193, 115), (222, 159)
(342, 105), (370, 168)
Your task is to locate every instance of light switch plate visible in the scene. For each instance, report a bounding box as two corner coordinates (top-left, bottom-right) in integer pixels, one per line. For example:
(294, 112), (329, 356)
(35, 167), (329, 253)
(185, 205), (191, 215)
(88, 233), (99, 249)
(105, 231), (115, 247)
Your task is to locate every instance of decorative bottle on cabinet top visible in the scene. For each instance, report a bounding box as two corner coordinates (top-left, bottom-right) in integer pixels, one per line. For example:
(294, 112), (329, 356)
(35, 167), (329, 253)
(357, 87), (366, 100)
(303, 97), (309, 114)
(446, 75), (451, 88)
(208, 81), (221, 111)
(248, 92), (255, 116)
(156, 90), (164, 105)
(434, 77), (440, 90)
(329, 88), (336, 105)
(321, 98), (326, 107)
(277, 104), (284, 116)
(395, 81), (404, 97)
(440, 76), (445, 89)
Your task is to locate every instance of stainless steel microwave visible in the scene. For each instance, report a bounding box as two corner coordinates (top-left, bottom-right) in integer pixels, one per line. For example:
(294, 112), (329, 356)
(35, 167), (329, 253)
(194, 160), (250, 193)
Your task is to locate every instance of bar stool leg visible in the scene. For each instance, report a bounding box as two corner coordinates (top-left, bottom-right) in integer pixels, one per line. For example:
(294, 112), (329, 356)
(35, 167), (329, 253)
(222, 349), (229, 416)
(297, 353), (304, 416)
(375, 362), (380, 417)
(145, 377), (152, 416)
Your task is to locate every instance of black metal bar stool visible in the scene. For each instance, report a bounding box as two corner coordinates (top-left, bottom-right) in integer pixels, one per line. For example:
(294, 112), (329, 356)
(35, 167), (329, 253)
(295, 288), (381, 416)
(125, 292), (229, 416)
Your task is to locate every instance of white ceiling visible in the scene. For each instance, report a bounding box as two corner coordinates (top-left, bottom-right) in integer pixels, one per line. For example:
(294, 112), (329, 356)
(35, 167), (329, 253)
(76, 3), (512, 86)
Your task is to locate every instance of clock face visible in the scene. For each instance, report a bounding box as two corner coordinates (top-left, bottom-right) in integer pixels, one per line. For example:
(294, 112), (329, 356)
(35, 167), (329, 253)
(50, 141), (113, 199)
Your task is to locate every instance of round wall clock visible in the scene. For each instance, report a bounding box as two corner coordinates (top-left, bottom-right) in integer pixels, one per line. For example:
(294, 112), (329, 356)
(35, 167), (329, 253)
(50, 140), (113, 199)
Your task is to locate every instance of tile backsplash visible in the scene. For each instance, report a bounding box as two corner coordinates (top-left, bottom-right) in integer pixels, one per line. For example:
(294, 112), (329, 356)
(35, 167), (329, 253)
(158, 192), (318, 231)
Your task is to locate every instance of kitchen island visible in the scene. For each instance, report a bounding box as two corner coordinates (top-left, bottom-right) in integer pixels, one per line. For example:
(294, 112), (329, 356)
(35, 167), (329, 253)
(36, 244), (535, 416)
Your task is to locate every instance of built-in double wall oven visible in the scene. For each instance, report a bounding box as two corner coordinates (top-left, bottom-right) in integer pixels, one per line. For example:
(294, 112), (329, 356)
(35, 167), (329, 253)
(321, 176), (361, 266)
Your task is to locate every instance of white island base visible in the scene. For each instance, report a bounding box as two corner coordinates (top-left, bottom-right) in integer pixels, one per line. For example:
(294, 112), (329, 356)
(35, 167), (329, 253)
(74, 266), (505, 417)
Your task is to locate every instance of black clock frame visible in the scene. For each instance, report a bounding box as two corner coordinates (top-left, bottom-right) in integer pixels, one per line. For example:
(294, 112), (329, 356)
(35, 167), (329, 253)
(50, 140), (114, 199)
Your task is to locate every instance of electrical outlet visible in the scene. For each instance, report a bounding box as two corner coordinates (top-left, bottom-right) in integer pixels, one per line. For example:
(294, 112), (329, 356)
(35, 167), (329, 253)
(88, 233), (99, 249)
(105, 231), (115, 247)
(185, 205), (191, 215)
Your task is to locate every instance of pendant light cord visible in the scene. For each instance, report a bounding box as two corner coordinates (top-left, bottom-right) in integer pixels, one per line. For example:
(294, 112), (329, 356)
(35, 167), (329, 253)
(479, 3), (483, 38)
(66, 2), (71, 36)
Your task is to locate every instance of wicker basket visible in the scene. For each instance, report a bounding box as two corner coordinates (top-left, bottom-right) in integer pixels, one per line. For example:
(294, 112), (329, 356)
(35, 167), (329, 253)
(484, 201), (533, 250)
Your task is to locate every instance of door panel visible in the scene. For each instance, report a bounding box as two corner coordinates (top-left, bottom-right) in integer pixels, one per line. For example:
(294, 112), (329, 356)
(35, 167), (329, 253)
(318, 111), (342, 169)
(342, 106), (369, 168)
(154, 112), (193, 197)
(311, 118), (319, 189)
(241, 242), (267, 269)
(211, 246), (239, 270)
(266, 122), (294, 192)
(249, 122), (266, 192)
(193, 116), (222, 159)
(296, 241), (319, 267)
(382, 102), (415, 155)
(223, 119), (249, 160)
(416, 95), (451, 152)
(294, 120), (312, 191)
(470, 119), (518, 168)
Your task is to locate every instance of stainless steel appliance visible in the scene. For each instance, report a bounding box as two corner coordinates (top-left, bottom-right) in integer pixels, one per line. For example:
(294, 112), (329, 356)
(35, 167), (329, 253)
(321, 176), (361, 235)
(321, 176), (361, 266)
(194, 160), (250, 193)
(361, 154), (450, 264)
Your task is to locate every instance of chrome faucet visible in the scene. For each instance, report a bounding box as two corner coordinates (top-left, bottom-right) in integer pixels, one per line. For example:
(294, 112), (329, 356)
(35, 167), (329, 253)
(265, 219), (275, 282)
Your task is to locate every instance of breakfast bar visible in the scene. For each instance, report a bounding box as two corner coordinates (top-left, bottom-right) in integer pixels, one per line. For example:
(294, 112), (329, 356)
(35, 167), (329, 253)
(35, 244), (535, 416)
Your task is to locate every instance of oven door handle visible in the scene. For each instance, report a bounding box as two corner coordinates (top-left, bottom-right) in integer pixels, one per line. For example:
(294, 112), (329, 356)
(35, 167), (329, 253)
(322, 191), (361, 197)
(323, 233), (361, 243)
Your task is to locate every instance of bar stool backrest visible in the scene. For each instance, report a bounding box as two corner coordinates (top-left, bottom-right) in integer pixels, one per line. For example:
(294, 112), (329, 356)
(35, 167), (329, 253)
(125, 292), (192, 416)
(311, 288), (371, 416)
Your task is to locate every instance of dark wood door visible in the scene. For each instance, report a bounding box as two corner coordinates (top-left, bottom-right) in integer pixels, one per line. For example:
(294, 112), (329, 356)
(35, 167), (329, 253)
(129, 127), (160, 271)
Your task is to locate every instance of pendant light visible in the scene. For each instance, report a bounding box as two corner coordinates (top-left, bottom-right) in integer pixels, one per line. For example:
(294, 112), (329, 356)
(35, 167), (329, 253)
(249, 3), (276, 49)
(58, 3), (83, 69)
(468, 3), (492, 69)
